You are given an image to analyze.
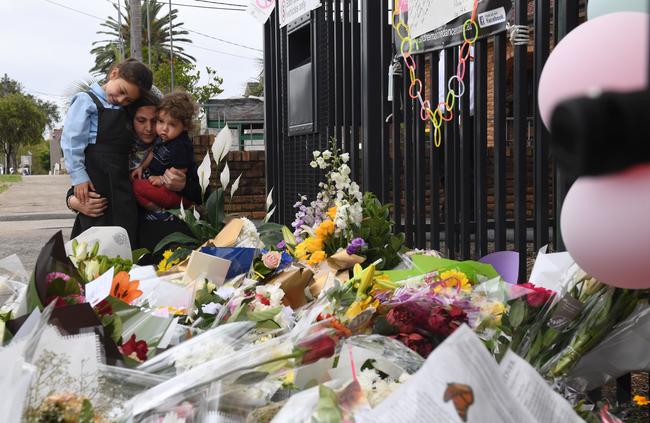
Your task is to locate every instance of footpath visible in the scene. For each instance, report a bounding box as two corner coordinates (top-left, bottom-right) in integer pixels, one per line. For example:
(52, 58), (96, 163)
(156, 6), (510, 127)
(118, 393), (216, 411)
(0, 175), (74, 271)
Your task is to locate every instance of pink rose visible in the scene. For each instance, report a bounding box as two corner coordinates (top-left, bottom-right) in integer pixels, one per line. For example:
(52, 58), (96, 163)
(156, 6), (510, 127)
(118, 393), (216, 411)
(262, 251), (282, 269)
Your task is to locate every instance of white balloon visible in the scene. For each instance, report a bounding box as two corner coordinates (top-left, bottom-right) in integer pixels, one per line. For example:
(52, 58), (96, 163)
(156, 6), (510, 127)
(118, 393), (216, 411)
(588, 0), (649, 20)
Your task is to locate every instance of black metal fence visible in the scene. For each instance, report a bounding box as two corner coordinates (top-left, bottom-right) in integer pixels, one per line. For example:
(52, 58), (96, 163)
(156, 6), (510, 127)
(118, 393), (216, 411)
(264, 0), (569, 278)
(263, 0), (647, 407)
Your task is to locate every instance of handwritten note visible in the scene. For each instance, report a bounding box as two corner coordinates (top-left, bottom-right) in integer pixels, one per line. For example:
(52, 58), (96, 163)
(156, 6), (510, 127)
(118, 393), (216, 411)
(408, 0), (476, 39)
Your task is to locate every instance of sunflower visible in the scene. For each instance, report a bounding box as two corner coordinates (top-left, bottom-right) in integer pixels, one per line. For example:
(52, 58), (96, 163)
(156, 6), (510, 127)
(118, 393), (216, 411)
(436, 270), (472, 294)
(110, 271), (143, 304)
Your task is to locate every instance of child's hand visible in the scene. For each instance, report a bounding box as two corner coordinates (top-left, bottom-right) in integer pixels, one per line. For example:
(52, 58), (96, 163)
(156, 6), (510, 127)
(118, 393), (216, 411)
(131, 167), (143, 181)
(74, 181), (95, 204)
(150, 176), (163, 187)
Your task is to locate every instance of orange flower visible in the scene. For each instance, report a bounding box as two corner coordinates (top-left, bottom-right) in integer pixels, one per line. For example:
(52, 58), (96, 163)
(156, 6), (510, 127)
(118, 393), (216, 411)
(327, 207), (337, 220)
(111, 271), (142, 304)
(634, 395), (650, 406)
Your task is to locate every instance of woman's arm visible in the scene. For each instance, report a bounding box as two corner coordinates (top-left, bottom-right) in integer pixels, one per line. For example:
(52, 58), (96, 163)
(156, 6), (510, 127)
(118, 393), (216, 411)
(66, 187), (108, 217)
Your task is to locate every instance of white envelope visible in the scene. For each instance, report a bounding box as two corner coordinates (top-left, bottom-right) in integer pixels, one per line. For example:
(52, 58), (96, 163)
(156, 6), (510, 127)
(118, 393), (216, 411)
(182, 251), (231, 286)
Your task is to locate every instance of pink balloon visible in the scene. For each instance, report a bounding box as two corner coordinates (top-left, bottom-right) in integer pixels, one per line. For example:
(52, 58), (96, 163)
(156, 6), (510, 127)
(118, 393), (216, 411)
(538, 12), (648, 129)
(560, 165), (650, 289)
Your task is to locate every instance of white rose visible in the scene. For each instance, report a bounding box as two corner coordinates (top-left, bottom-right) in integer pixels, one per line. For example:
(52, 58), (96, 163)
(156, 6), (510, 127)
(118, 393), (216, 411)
(341, 153), (350, 163)
(310, 161), (318, 168)
(313, 150), (321, 158)
(322, 150), (332, 160)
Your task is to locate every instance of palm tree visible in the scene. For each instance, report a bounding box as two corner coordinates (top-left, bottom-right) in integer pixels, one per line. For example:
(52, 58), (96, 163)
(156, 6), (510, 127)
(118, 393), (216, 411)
(90, 0), (195, 76)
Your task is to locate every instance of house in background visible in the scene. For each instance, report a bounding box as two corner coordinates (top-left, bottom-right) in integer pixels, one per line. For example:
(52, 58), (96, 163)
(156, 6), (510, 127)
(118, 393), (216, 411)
(203, 96), (264, 151)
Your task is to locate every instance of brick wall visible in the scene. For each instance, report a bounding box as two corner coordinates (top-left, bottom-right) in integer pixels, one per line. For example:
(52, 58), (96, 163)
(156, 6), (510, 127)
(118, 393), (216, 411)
(193, 135), (267, 219)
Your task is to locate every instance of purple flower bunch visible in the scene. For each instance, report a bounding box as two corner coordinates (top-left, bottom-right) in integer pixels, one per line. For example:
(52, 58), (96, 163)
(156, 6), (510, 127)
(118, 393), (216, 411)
(345, 237), (367, 255)
(291, 195), (329, 240)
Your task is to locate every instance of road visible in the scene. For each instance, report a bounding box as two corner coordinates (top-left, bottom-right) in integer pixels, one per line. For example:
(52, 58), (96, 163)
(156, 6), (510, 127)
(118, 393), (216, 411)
(0, 175), (74, 272)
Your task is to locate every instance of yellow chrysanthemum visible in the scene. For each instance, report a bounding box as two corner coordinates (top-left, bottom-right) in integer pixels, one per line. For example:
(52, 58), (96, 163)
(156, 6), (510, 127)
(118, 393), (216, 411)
(634, 395), (650, 406)
(157, 249), (180, 272)
(315, 219), (335, 239)
(307, 250), (327, 265)
(436, 270), (472, 293)
(306, 236), (324, 252)
(295, 241), (309, 260)
(327, 207), (337, 220)
(345, 296), (379, 320)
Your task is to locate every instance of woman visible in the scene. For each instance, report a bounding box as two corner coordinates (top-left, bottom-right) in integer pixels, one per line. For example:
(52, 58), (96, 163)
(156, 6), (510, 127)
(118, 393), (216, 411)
(66, 98), (202, 251)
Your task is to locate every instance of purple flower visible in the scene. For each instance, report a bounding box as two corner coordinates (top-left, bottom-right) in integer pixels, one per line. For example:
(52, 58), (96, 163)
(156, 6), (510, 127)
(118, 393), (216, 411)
(345, 237), (366, 255)
(276, 240), (287, 250)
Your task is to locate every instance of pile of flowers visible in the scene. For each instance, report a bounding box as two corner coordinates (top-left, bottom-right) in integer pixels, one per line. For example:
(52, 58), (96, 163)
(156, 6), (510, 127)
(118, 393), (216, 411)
(2, 129), (650, 423)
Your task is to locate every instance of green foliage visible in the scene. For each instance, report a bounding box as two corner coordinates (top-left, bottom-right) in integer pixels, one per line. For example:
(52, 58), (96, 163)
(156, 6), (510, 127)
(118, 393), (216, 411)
(356, 192), (405, 270)
(90, 1), (195, 76)
(0, 93), (48, 169)
(152, 60), (224, 103)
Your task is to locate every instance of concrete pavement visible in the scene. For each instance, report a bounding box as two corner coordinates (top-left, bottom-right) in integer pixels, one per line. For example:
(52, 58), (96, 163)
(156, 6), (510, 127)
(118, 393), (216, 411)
(0, 175), (74, 271)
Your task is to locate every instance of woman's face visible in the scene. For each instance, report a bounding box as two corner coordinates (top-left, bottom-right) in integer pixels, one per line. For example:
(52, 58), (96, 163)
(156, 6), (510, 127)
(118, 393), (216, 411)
(133, 105), (157, 144)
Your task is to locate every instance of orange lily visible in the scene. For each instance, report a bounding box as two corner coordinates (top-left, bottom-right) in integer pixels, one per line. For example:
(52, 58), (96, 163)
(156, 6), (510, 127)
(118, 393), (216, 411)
(110, 271), (143, 304)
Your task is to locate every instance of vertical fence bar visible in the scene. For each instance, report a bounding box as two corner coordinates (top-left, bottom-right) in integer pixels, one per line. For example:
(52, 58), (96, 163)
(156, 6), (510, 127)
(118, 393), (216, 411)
(263, 18), (276, 221)
(361, 0), (383, 195)
(459, 46), (472, 259)
(494, 34), (507, 251)
(392, 68), (403, 233)
(534, 0), (551, 250)
(342, 0), (352, 156)
(443, 48), (456, 258)
(380, 1), (392, 203)
(327, 0), (335, 140)
(403, 60), (415, 247)
(334, 0), (343, 143)
(429, 51), (441, 250)
(350, 0), (361, 181)
(274, 12), (286, 222)
(554, 0), (579, 251)
(474, 39), (488, 257)
(513, 0), (529, 281)
(415, 54), (427, 249)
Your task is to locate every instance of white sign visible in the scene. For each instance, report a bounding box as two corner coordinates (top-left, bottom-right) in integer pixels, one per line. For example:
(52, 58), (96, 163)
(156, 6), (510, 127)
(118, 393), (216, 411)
(279, 0), (321, 27)
(247, 0), (276, 24)
(408, 0), (477, 39)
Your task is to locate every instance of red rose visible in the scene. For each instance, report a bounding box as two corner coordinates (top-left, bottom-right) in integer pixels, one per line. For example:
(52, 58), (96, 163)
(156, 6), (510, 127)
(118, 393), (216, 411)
(396, 333), (434, 358)
(520, 283), (553, 308)
(297, 333), (337, 365)
(120, 334), (149, 362)
(427, 305), (467, 337)
(386, 302), (428, 334)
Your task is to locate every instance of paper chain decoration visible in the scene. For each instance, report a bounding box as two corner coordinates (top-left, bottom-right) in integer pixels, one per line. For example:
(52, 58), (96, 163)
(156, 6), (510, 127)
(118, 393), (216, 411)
(392, 0), (479, 147)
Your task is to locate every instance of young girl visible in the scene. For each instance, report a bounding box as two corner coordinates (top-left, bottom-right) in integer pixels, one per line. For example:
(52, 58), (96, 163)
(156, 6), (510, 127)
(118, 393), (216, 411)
(61, 58), (153, 246)
(132, 91), (197, 211)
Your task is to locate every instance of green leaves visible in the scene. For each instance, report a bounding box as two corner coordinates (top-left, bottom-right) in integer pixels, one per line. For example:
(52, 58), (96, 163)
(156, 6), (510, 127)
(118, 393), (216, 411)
(258, 222), (286, 248)
(358, 193), (404, 270)
(153, 232), (199, 254)
(78, 399), (95, 423)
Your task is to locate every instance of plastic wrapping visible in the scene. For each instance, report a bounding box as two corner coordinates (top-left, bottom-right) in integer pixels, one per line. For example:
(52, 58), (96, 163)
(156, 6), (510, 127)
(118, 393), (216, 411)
(136, 321), (256, 376)
(200, 247), (257, 279)
(568, 304), (650, 391)
(0, 254), (29, 319)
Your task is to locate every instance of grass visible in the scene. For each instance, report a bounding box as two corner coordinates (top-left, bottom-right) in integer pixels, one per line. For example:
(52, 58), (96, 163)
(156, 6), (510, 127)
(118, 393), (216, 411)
(0, 174), (22, 193)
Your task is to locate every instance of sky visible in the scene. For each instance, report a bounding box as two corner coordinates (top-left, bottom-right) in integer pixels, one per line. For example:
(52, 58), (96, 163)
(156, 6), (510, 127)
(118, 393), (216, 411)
(0, 0), (264, 128)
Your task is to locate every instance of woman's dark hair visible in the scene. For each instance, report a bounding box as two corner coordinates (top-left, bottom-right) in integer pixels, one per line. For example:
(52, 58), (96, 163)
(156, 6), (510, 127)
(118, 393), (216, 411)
(157, 91), (198, 131)
(112, 58), (153, 93)
(125, 92), (160, 119)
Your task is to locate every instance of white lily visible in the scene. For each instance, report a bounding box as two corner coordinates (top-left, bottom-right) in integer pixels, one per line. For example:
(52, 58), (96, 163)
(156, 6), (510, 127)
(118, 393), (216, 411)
(266, 187), (274, 211)
(264, 206), (276, 223)
(231, 173), (242, 200)
(179, 200), (186, 221)
(220, 162), (230, 190)
(193, 207), (200, 221)
(212, 124), (232, 165)
(197, 152), (212, 197)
